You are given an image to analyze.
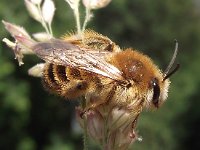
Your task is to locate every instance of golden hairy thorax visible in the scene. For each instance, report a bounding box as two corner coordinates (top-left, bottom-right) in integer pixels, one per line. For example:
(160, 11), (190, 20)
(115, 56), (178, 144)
(62, 30), (121, 52)
(41, 30), (170, 110)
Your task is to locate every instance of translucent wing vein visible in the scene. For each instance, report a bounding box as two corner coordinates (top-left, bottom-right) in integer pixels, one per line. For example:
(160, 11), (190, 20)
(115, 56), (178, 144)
(32, 39), (123, 81)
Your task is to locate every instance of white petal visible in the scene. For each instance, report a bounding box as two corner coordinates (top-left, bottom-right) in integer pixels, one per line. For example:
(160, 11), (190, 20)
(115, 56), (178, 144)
(2, 38), (16, 49)
(82, 0), (112, 9)
(2, 20), (31, 39)
(28, 63), (45, 77)
(42, 0), (55, 25)
(24, 0), (42, 22)
(32, 32), (52, 41)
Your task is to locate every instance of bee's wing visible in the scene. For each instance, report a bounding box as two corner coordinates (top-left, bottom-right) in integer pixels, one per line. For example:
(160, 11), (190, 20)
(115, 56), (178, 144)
(32, 39), (123, 81)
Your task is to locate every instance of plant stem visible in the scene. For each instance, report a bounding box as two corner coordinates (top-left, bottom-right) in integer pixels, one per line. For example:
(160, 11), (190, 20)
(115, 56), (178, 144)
(80, 97), (88, 150)
(82, 7), (91, 32)
(37, 4), (51, 35)
(102, 107), (109, 149)
(48, 23), (53, 36)
(83, 117), (89, 150)
(74, 0), (82, 36)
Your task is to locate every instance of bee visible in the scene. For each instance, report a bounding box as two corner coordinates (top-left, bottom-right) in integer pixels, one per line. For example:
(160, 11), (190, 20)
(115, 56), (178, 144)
(31, 30), (179, 114)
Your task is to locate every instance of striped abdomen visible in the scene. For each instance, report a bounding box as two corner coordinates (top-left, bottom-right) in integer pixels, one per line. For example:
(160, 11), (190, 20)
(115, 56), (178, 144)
(42, 63), (104, 99)
(42, 63), (90, 99)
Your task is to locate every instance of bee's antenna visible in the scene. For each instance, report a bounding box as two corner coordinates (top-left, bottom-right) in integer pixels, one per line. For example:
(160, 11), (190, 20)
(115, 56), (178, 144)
(163, 39), (179, 80)
(163, 63), (180, 81)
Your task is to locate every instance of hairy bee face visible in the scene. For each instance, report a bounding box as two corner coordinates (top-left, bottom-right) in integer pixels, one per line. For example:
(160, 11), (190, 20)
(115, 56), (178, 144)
(108, 49), (170, 109)
(147, 76), (170, 108)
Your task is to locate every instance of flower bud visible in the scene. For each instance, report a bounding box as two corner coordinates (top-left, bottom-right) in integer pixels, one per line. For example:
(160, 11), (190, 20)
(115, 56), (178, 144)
(76, 107), (104, 142)
(42, 0), (55, 25)
(32, 32), (52, 41)
(28, 63), (45, 77)
(85, 109), (104, 141)
(108, 107), (132, 131)
(2, 21), (36, 65)
(30, 0), (42, 5)
(82, 0), (112, 9)
(76, 104), (139, 149)
(2, 20), (31, 39)
(105, 106), (138, 149)
(108, 127), (137, 150)
(25, 0), (42, 22)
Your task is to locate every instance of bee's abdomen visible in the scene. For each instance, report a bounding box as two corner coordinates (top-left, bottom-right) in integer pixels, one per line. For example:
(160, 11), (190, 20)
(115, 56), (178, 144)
(42, 63), (88, 99)
(42, 63), (61, 94)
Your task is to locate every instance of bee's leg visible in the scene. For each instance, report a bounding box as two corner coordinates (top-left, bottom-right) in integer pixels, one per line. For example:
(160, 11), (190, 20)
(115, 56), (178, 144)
(81, 84), (117, 113)
(61, 80), (88, 99)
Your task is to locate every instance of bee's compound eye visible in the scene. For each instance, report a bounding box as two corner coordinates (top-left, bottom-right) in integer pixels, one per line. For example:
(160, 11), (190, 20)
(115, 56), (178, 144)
(150, 78), (160, 108)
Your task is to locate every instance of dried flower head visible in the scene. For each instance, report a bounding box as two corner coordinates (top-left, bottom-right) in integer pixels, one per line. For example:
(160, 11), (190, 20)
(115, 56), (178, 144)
(2, 21), (35, 65)
(76, 104), (140, 150)
(2, 20), (31, 39)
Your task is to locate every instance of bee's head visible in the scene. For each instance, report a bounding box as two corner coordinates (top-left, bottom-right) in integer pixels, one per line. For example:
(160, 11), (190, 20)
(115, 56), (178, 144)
(147, 40), (179, 108)
(110, 41), (179, 109)
(147, 76), (170, 108)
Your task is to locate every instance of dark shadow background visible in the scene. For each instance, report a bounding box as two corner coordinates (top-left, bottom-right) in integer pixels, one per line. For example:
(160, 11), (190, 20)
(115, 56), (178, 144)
(1, 0), (200, 149)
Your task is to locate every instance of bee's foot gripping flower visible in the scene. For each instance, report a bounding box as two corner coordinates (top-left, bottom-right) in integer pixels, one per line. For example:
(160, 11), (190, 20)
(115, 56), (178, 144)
(76, 105), (141, 150)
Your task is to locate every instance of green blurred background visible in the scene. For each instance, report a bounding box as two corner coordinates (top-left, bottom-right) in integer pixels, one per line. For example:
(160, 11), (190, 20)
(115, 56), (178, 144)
(1, 0), (200, 149)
